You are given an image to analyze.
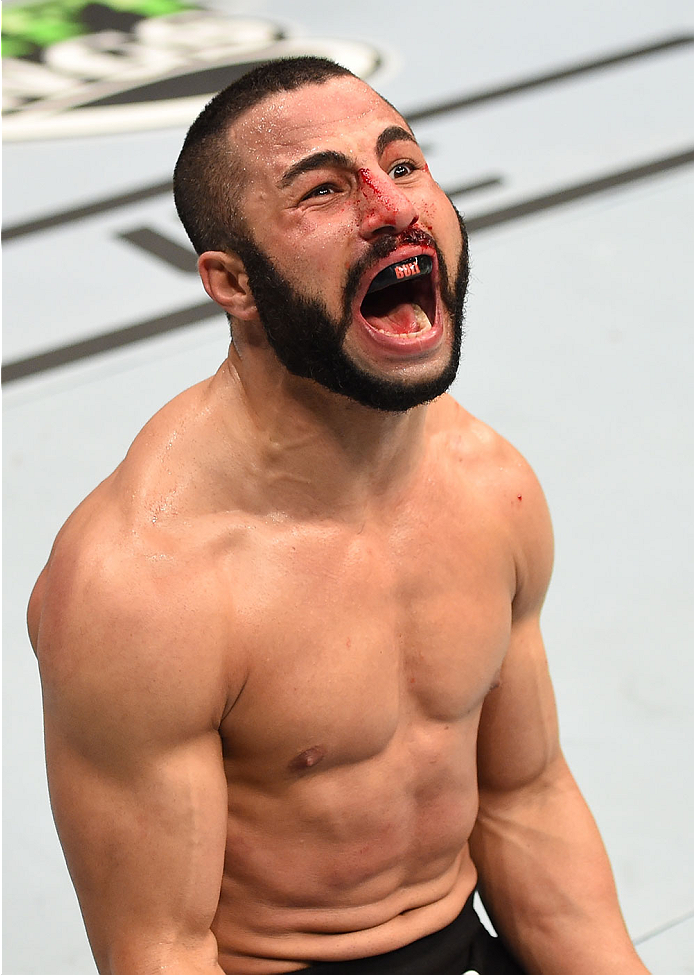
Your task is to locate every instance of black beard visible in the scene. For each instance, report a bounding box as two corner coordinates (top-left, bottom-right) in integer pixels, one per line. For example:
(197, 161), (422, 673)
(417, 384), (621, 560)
(230, 208), (469, 413)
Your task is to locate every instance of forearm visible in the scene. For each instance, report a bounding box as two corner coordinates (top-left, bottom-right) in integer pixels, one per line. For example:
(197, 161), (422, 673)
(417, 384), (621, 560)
(470, 756), (649, 975)
(97, 930), (226, 975)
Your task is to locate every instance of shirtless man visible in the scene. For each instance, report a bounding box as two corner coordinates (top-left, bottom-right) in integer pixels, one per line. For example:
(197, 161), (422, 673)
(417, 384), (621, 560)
(28, 58), (649, 975)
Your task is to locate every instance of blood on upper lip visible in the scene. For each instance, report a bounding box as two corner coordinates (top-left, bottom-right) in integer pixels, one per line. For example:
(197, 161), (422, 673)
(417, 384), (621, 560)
(399, 227), (435, 249)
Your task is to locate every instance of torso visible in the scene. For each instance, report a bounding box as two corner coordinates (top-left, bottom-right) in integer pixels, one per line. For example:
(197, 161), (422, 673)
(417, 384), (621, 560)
(33, 372), (528, 974)
(212, 468), (515, 971)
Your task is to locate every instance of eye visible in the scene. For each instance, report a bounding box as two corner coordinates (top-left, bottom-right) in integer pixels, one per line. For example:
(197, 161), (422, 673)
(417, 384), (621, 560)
(389, 161), (415, 179)
(303, 182), (338, 200)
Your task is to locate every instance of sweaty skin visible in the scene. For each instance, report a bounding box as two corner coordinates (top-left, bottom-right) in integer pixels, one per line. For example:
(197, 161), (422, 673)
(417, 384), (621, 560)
(29, 75), (648, 975)
(30, 384), (522, 974)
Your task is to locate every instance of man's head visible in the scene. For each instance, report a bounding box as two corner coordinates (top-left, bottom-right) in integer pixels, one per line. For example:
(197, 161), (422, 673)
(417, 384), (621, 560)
(174, 58), (355, 255)
(174, 57), (469, 412)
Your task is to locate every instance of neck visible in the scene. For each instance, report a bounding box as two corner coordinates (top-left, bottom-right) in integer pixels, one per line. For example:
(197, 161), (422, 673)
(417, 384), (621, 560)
(217, 338), (430, 520)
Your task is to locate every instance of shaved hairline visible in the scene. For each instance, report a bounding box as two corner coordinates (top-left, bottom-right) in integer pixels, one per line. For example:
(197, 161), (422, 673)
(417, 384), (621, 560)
(175, 65), (411, 257)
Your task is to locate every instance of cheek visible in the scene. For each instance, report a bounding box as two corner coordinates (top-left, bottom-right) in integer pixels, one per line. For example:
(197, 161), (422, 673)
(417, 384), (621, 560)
(306, 216), (361, 265)
(279, 206), (361, 279)
(417, 181), (458, 228)
(418, 199), (461, 262)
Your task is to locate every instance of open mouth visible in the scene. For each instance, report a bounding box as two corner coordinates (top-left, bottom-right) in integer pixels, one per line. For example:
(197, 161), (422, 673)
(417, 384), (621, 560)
(359, 254), (437, 338)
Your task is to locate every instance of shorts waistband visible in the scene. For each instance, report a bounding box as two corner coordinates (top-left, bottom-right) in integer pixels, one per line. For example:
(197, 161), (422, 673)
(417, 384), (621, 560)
(300, 891), (481, 974)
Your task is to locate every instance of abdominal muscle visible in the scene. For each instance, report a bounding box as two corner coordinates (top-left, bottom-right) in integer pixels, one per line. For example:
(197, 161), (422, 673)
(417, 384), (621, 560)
(213, 721), (481, 974)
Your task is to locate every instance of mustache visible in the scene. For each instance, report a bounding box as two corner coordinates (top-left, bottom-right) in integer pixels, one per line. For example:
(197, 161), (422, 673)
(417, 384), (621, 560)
(345, 228), (437, 296)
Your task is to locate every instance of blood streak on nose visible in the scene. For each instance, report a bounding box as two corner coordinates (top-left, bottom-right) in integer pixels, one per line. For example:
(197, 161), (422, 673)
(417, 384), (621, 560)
(358, 168), (394, 209)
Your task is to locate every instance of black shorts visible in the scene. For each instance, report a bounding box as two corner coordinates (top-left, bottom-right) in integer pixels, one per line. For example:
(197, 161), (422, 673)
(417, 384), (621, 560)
(295, 892), (526, 974)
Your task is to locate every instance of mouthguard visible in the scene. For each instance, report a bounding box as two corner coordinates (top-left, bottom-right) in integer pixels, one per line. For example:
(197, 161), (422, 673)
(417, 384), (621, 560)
(366, 254), (433, 294)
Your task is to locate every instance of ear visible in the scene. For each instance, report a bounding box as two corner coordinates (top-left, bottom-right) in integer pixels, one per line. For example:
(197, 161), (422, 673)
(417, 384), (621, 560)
(197, 251), (257, 320)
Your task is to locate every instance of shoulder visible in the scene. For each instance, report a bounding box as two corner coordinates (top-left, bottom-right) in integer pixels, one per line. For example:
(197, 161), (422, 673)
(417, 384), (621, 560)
(30, 387), (247, 730)
(31, 486), (239, 743)
(31, 367), (232, 639)
(431, 395), (554, 612)
(429, 394), (539, 489)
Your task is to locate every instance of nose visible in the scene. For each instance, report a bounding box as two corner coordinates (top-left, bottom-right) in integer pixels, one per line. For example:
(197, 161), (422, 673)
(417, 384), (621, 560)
(357, 167), (418, 238)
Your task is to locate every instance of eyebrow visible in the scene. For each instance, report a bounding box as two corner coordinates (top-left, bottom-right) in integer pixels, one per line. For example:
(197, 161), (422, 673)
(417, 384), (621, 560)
(278, 125), (419, 190)
(278, 150), (352, 189)
(375, 125), (418, 157)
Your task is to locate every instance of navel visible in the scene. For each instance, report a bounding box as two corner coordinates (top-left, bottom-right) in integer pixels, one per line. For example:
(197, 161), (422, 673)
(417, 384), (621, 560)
(289, 745), (326, 773)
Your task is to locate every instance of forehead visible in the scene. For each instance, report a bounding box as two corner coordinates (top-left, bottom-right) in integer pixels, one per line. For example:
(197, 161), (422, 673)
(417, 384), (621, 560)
(229, 75), (409, 177)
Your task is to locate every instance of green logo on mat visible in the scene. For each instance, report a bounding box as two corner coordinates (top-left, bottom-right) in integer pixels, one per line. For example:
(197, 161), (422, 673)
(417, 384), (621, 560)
(2, 0), (193, 58)
(2, 0), (382, 140)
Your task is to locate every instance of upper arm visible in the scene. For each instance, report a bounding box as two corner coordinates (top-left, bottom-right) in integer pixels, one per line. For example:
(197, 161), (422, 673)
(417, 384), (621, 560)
(476, 449), (561, 793)
(34, 536), (230, 974)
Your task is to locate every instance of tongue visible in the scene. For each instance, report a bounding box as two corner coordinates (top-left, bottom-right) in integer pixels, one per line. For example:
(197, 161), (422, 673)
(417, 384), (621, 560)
(363, 302), (431, 335)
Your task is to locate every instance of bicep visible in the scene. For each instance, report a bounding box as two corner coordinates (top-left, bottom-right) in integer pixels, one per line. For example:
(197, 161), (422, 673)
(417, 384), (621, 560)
(477, 457), (560, 793)
(37, 576), (229, 972)
(476, 616), (561, 793)
(478, 442), (561, 798)
(43, 701), (228, 972)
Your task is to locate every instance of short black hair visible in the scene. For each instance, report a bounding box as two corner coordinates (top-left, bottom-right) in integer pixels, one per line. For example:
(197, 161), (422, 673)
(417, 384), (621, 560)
(173, 57), (355, 255)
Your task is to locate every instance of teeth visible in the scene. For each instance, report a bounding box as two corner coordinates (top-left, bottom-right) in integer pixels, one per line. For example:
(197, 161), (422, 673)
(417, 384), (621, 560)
(412, 304), (432, 331)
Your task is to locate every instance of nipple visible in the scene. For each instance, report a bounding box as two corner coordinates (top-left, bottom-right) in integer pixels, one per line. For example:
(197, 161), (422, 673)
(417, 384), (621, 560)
(289, 745), (326, 773)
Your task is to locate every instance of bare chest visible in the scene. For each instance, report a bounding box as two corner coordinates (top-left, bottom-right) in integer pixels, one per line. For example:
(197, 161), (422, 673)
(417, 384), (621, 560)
(219, 513), (515, 774)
